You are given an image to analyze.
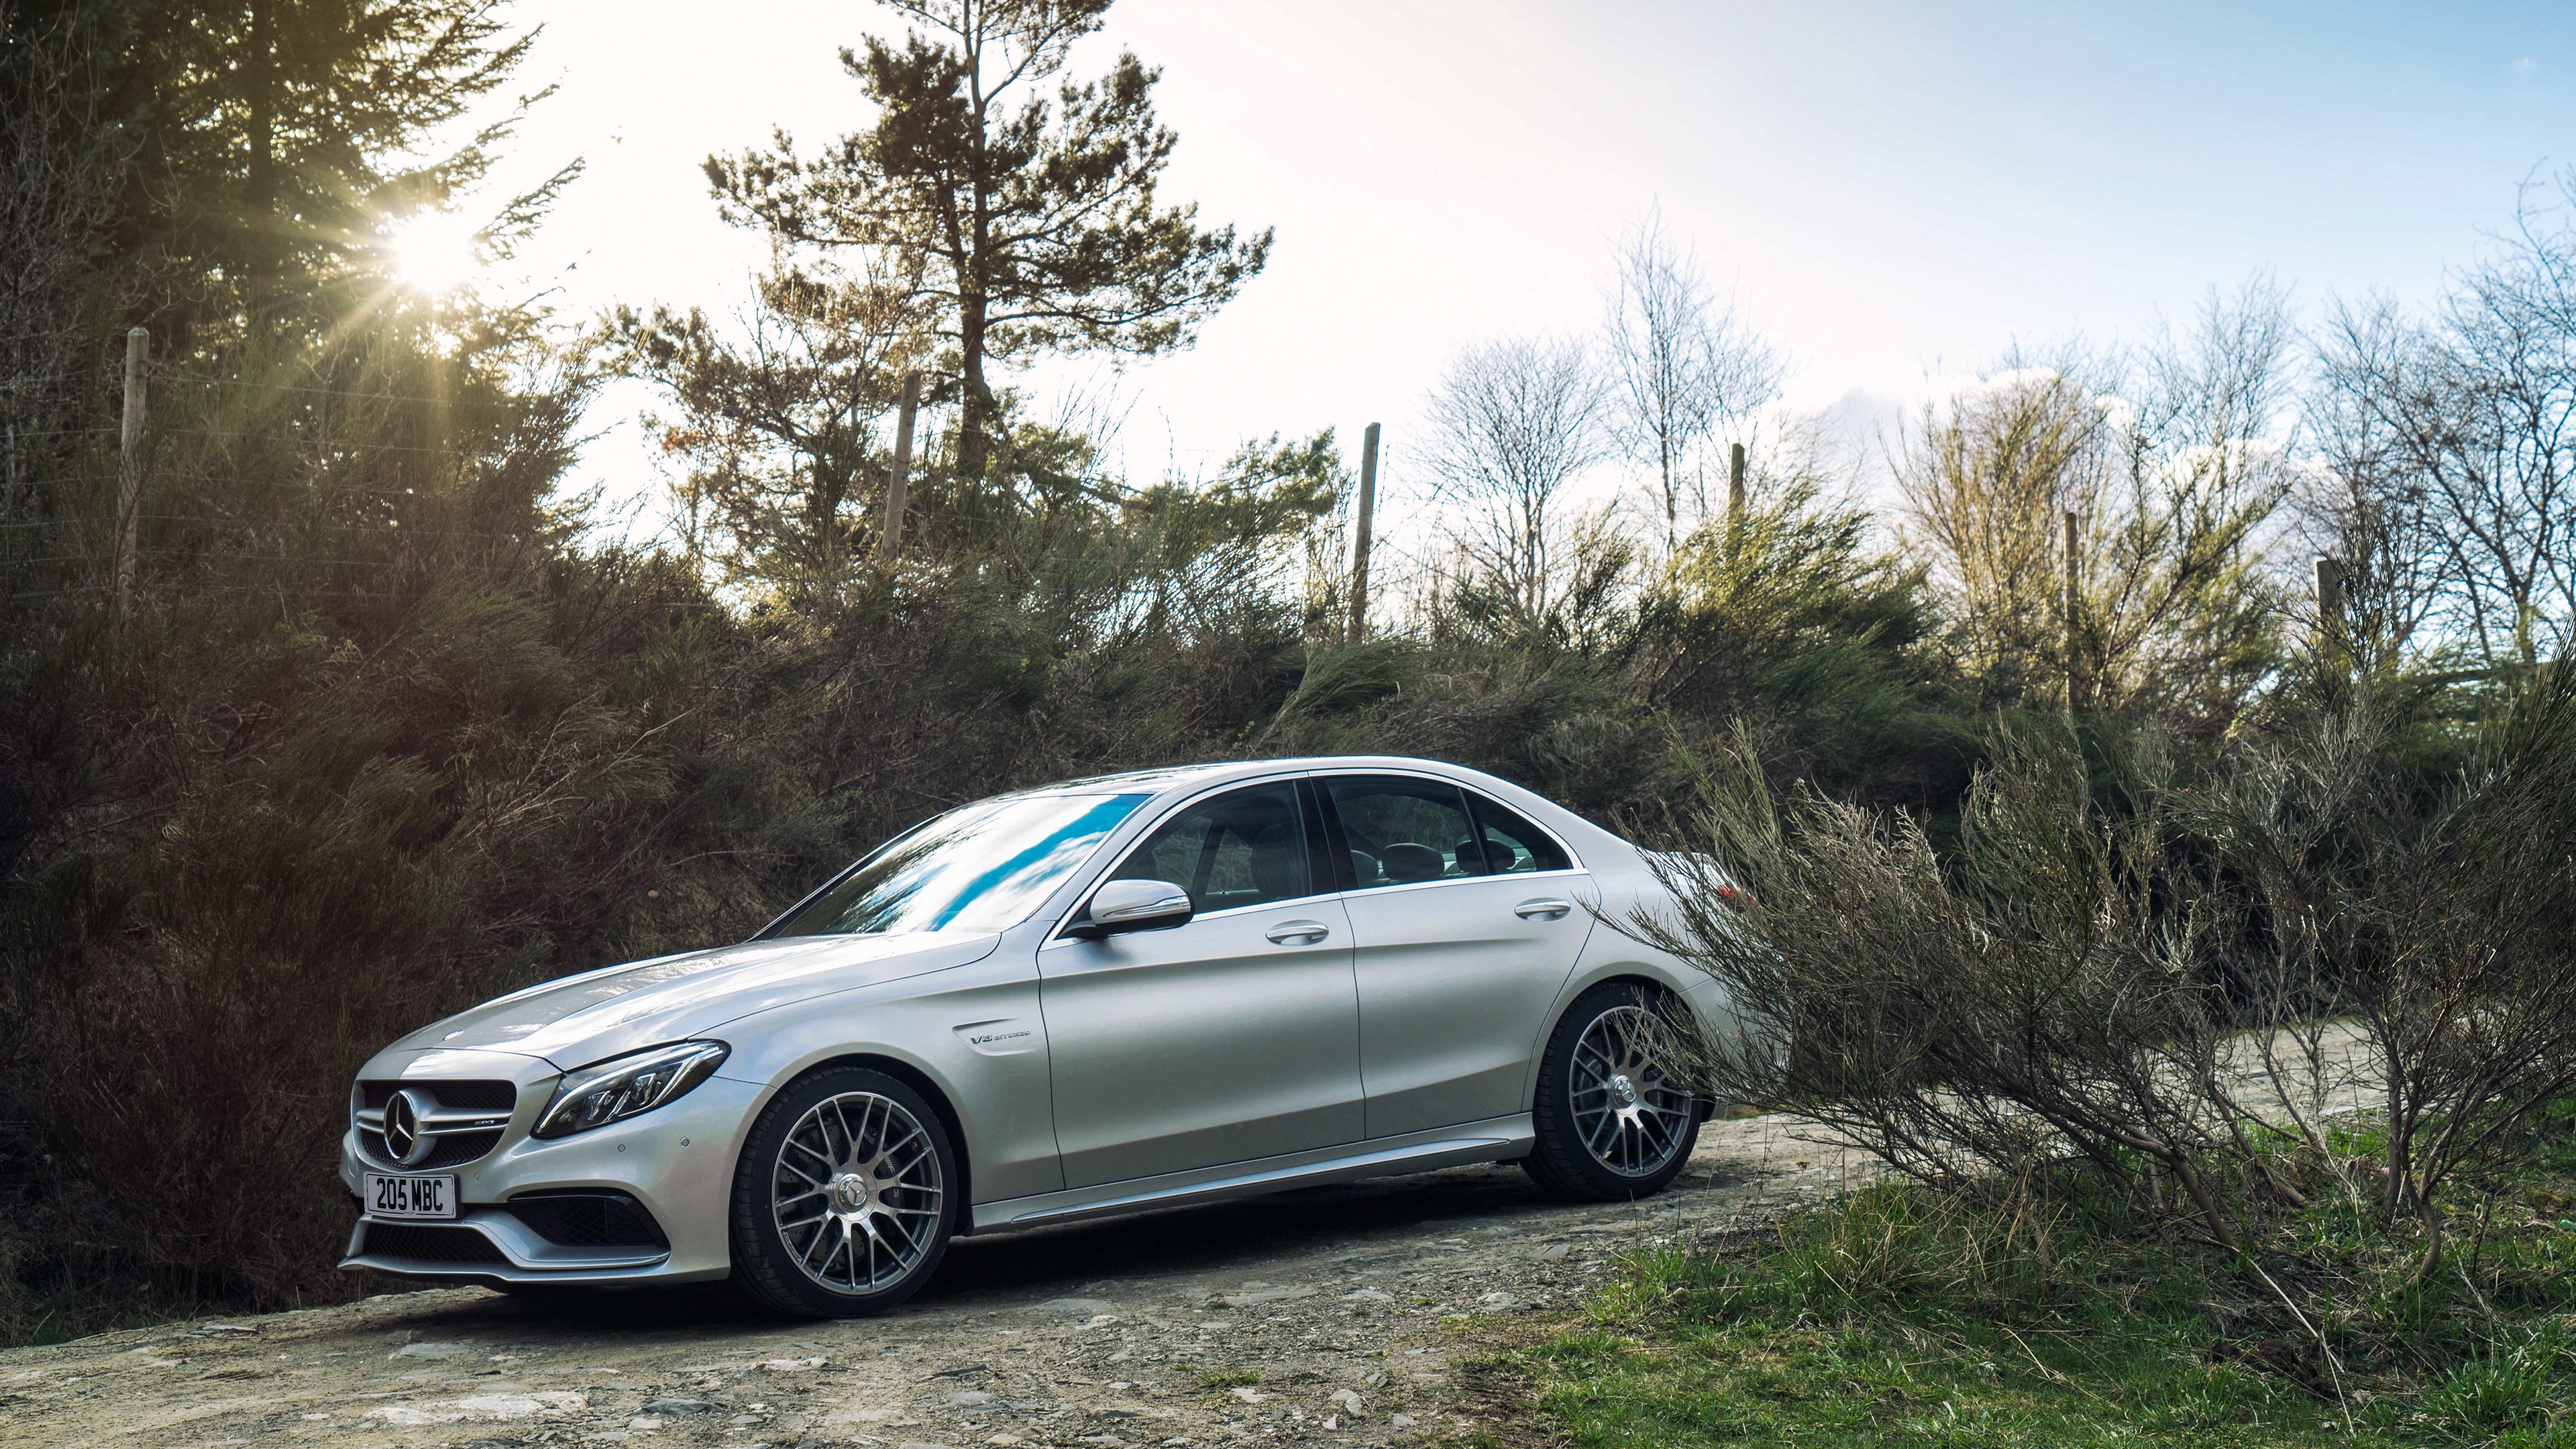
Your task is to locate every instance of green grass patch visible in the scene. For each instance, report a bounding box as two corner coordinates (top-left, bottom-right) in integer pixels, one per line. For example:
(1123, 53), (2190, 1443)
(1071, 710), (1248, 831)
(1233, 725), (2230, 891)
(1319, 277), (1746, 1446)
(1452, 1114), (2576, 1448)
(1191, 1366), (1263, 1389)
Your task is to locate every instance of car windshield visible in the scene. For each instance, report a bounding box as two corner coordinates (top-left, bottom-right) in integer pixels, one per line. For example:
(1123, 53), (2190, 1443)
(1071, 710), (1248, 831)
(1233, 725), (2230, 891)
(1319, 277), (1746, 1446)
(771, 792), (1152, 938)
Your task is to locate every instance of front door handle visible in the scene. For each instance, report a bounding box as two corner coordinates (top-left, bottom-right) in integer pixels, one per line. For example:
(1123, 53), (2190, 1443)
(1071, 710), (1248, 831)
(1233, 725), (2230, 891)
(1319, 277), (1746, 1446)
(1265, 920), (1331, 945)
(1514, 898), (1574, 920)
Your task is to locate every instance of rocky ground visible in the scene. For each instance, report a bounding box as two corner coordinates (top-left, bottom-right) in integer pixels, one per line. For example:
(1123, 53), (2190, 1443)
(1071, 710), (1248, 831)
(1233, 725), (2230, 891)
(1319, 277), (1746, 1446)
(5, 1022), (2383, 1449)
(0, 1112), (1871, 1449)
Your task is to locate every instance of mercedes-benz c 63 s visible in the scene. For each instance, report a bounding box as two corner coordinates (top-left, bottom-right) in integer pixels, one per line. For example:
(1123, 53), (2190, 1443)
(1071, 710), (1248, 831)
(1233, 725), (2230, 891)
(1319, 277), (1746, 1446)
(340, 756), (1738, 1316)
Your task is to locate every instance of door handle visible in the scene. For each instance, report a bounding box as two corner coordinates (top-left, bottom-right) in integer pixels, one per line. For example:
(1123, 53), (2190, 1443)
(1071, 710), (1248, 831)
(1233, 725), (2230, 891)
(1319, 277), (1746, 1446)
(1514, 898), (1574, 920)
(1265, 920), (1331, 945)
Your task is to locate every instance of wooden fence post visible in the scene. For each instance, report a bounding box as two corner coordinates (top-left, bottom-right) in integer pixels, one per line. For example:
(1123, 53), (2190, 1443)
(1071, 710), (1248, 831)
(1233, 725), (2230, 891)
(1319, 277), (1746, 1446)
(1346, 421), (1379, 644)
(115, 326), (147, 622)
(2063, 508), (2080, 710)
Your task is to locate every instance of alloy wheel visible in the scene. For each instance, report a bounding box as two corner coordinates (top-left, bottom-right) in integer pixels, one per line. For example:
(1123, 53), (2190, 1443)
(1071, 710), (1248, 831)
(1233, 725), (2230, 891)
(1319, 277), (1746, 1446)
(1568, 1004), (1694, 1177)
(768, 1091), (946, 1294)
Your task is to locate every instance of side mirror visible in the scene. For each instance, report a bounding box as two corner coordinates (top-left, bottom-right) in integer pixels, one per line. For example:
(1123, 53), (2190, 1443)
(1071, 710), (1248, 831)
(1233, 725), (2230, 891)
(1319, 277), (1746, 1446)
(1066, 878), (1193, 938)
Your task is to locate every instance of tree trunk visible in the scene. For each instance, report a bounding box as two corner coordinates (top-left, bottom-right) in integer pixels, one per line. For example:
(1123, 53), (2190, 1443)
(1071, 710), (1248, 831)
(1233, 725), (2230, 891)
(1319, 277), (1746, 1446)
(811, 458), (841, 608)
(958, 290), (989, 487)
(246, 0), (277, 303)
(2410, 1187), (2444, 1285)
(953, 297), (979, 479)
(1660, 432), (1676, 555)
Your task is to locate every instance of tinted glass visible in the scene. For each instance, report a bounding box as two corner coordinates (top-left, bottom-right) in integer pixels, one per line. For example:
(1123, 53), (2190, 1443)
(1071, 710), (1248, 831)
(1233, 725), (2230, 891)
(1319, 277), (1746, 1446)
(1465, 793), (1573, 873)
(775, 792), (1150, 937)
(1326, 776), (1484, 888)
(1110, 783), (1309, 912)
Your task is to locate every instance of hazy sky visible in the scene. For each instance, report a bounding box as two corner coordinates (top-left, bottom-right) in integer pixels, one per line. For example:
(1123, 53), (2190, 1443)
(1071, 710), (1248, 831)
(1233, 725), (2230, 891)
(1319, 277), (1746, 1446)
(471, 1), (2573, 539)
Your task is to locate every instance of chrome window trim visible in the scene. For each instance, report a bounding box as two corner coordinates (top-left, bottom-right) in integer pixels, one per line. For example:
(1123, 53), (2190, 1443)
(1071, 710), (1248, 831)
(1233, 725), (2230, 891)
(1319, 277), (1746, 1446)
(1303, 865), (1587, 903)
(1036, 889), (1348, 947)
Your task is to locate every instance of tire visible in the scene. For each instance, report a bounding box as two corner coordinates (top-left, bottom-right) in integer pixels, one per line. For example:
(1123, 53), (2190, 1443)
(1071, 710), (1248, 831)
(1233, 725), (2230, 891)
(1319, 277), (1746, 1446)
(729, 1066), (958, 1318)
(1523, 982), (1703, 1201)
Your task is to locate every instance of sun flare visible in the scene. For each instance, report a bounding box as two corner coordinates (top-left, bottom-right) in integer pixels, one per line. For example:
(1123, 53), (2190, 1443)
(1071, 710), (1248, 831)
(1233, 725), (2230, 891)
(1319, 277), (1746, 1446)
(388, 211), (483, 294)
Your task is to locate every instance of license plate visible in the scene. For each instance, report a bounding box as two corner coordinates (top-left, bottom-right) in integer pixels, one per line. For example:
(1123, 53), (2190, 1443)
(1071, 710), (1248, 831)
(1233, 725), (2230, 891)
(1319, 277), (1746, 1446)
(364, 1173), (458, 1220)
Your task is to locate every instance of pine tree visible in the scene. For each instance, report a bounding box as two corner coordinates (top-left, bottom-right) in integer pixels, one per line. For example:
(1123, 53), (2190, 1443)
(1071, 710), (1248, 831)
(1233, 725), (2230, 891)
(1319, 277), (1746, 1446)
(704, 0), (1270, 492)
(10, 0), (564, 346)
(608, 256), (929, 602)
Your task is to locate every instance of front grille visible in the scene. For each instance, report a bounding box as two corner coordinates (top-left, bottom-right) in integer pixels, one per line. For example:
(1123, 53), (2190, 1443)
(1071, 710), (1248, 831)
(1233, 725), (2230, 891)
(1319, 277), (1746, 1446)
(361, 1222), (507, 1265)
(506, 1192), (668, 1249)
(414, 1130), (504, 1169)
(358, 1080), (517, 1112)
(356, 1125), (502, 1169)
(354, 1080), (517, 1170)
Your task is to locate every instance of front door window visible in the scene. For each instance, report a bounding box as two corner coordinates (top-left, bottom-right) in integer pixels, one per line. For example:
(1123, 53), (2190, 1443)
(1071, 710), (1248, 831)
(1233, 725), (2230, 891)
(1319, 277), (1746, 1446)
(1109, 782), (1309, 910)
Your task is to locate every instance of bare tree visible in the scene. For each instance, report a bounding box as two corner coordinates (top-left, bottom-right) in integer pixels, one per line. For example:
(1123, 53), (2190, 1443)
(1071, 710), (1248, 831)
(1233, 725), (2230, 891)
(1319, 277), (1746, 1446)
(1896, 352), (2108, 705)
(1898, 286), (2295, 725)
(2314, 173), (2576, 668)
(2086, 280), (2300, 720)
(1424, 335), (1611, 619)
(1603, 208), (1783, 552)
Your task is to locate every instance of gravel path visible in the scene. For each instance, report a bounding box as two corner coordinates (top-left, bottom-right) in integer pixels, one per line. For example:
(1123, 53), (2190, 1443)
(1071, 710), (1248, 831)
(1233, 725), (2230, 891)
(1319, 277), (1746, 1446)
(0, 1114), (1865, 1449)
(3, 1022), (2381, 1448)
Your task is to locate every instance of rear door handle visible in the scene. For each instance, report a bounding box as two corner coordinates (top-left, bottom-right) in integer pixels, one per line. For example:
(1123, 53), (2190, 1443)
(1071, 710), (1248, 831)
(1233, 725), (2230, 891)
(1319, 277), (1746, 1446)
(1514, 898), (1574, 920)
(1265, 920), (1331, 945)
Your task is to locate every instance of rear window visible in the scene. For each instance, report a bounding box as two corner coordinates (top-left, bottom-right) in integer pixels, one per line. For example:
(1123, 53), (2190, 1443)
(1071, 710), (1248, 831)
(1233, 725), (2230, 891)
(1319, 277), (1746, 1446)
(1463, 792), (1573, 873)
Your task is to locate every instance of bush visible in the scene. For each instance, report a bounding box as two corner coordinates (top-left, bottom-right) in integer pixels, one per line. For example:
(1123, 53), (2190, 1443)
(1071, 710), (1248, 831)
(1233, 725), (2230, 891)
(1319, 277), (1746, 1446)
(1632, 718), (2298, 1247)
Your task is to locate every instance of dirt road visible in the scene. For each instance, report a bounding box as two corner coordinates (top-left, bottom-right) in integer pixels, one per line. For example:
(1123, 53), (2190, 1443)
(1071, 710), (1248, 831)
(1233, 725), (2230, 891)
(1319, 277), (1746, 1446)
(0, 1114), (1864, 1449)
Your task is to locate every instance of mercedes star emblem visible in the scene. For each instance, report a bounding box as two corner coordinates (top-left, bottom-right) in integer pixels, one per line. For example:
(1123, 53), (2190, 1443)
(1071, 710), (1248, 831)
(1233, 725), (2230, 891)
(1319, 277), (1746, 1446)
(383, 1088), (436, 1167)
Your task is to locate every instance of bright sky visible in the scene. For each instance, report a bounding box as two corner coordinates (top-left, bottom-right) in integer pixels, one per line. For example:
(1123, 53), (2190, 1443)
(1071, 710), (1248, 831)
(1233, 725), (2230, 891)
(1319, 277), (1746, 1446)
(470, 1), (2573, 543)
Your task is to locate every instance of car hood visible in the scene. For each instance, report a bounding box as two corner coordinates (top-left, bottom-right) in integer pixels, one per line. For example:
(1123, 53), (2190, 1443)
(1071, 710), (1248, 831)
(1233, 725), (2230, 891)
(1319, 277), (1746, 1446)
(386, 930), (1004, 1069)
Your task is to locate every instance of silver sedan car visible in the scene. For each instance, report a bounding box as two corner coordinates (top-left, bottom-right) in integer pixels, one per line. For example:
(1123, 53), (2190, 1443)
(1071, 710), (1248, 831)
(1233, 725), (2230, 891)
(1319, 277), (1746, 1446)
(339, 756), (1731, 1316)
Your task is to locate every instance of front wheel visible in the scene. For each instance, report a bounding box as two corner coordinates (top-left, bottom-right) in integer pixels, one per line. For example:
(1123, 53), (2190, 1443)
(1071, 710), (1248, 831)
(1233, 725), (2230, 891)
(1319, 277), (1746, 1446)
(1523, 983), (1703, 1200)
(729, 1066), (957, 1318)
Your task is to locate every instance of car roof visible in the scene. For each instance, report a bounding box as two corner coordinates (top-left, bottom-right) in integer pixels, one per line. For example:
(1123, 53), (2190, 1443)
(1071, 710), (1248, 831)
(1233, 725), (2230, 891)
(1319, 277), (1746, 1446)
(1031, 756), (1614, 839)
(1040, 755), (1485, 795)
(1049, 755), (1631, 860)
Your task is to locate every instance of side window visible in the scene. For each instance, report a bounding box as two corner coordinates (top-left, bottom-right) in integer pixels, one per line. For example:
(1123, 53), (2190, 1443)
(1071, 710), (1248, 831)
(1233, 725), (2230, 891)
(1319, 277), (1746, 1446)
(1324, 776), (1485, 889)
(1464, 792), (1574, 873)
(1108, 783), (1310, 912)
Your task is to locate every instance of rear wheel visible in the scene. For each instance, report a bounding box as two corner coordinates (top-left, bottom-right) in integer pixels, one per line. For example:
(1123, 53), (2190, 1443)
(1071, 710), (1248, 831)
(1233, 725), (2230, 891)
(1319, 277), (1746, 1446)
(729, 1067), (957, 1318)
(1523, 983), (1702, 1200)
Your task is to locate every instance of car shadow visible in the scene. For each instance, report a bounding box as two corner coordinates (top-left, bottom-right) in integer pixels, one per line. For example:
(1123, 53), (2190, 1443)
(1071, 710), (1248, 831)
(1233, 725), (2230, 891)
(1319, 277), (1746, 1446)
(435, 1153), (1764, 1334)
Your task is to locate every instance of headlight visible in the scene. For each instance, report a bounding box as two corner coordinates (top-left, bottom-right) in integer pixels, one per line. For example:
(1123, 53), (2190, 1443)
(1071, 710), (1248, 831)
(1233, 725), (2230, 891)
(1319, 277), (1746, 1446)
(533, 1041), (730, 1139)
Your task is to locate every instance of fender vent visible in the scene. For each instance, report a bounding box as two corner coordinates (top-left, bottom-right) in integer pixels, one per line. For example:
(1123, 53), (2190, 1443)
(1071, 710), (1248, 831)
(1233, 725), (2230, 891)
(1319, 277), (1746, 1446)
(506, 1191), (668, 1249)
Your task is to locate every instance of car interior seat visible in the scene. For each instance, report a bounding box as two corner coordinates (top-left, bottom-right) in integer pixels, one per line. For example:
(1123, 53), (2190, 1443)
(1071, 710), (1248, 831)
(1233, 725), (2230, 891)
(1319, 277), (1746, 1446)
(1379, 842), (1445, 883)
(1246, 822), (1302, 900)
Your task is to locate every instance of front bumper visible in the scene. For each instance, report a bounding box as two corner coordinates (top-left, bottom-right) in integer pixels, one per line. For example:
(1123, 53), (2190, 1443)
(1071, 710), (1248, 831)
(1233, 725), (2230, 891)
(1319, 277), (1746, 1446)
(339, 1067), (763, 1287)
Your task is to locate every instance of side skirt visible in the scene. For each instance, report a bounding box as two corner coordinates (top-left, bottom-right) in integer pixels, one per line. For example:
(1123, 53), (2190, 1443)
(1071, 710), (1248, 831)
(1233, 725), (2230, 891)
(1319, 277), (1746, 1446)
(968, 1114), (1534, 1235)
